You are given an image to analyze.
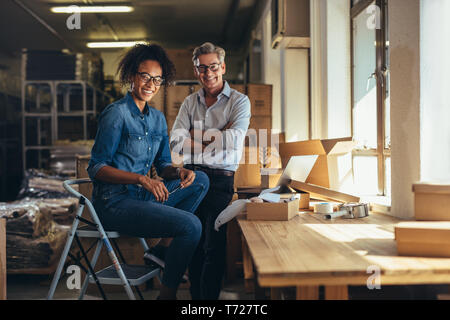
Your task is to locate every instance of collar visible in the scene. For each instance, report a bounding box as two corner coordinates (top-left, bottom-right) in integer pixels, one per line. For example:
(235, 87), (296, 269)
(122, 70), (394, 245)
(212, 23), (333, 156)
(126, 91), (149, 117)
(197, 80), (231, 103)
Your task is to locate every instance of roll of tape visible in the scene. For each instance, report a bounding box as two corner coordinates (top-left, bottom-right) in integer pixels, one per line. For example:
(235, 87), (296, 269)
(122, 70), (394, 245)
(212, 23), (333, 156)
(314, 203), (333, 214)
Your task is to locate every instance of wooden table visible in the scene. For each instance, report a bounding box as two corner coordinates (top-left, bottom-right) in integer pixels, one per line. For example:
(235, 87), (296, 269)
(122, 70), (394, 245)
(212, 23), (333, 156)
(238, 212), (450, 300)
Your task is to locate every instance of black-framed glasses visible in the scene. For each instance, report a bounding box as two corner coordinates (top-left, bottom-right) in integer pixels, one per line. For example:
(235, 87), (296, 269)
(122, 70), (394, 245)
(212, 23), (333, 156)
(195, 62), (222, 74)
(137, 72), (165, 86)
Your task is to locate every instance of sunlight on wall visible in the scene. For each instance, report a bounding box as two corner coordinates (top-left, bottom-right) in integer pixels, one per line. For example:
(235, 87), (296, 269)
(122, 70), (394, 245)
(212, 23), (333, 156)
(420, 0), (450, 182)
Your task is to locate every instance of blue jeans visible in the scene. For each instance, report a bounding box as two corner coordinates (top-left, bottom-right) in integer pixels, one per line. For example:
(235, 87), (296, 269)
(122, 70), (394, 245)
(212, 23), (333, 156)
(93, 171), (209, 289)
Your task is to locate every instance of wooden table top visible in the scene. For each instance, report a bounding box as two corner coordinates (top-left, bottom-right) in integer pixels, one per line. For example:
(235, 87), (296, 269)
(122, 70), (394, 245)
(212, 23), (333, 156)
(238, 212), (450, 287)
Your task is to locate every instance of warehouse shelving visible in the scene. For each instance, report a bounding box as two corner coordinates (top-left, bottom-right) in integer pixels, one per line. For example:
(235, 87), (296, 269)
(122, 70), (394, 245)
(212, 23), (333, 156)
(21, 79), (112, 171)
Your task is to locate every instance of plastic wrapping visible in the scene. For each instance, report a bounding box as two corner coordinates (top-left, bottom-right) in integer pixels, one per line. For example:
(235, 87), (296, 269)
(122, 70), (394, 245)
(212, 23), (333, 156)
(16, 169), (72, 199)
(214, 186), (285, 231)
(1, 197), (76, 272)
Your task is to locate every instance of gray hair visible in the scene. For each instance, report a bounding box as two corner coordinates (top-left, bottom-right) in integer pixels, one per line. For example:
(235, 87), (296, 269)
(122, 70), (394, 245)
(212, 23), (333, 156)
(192, 42), (226, 65)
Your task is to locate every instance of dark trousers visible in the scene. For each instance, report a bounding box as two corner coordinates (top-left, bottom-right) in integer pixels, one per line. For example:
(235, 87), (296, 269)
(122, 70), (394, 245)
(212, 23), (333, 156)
(187, 171), (235, 300)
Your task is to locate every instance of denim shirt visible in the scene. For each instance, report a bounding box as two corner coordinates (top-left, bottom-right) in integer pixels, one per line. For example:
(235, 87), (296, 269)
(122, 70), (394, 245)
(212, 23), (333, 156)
(87, 92), (172, 203)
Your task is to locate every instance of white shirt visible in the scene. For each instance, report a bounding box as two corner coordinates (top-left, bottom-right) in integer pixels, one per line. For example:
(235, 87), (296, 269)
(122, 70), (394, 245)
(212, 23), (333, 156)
(170, 81), (251, 171)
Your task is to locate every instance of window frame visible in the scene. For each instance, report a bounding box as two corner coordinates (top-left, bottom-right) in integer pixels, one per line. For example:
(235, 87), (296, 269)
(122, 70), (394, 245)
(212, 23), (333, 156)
(350, 0), (390, 196)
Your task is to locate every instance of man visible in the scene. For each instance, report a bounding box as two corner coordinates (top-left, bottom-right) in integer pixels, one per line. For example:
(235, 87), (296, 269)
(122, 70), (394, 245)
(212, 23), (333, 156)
(170, 42), (251, 299)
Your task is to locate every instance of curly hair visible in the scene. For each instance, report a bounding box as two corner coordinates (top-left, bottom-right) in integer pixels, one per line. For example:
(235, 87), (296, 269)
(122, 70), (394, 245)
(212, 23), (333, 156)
(117, 43), (176, 87)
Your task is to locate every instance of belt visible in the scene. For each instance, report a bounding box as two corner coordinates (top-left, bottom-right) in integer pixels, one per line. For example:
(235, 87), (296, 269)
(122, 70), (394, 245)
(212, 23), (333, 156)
(186, 164), (235, 177)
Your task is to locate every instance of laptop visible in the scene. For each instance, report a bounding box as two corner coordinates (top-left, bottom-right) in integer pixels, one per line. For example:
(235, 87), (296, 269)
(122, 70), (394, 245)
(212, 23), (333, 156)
(260, 155), (319, 199)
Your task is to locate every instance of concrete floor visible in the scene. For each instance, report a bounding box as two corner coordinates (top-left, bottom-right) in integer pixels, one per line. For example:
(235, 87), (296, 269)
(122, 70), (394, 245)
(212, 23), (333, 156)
(6, 273), (254, 300)
(7, 272), (449, 300)
(6, 270), (449, 300)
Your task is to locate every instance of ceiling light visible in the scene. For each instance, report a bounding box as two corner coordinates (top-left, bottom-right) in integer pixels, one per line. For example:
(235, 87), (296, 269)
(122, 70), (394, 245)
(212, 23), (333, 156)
(51, 6), (134, 13)
(87, 41), (146, 48)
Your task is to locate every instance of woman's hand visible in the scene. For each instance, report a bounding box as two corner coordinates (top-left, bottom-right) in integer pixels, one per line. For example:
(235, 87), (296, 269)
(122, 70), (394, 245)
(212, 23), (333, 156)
(138, 175), (169, 202)
(179, 168), (196, 188)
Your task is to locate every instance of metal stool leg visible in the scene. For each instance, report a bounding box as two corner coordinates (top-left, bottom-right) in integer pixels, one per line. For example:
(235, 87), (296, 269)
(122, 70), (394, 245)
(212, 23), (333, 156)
(54, 179), (160, 300)
(47, 202), (84, 300)
(111, 239), (145, 300)
(74, 234), (108, 299)
(78, 239), (104, 300)
(81, 194), (137, 299)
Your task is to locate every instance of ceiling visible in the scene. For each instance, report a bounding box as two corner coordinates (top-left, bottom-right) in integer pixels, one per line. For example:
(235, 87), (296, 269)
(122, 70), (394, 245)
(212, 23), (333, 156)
(0, 0), (268, 57)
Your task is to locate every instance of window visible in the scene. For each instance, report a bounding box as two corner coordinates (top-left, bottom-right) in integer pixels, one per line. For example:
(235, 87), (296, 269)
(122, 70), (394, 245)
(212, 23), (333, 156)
(351, 0), (390, 196)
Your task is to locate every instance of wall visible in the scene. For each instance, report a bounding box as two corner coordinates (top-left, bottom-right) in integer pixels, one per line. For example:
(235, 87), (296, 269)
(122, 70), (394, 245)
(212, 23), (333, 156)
(389, 0), (421, 219)
(420, 0), (450, 182)
(310, 0), (351, 140)
(282, 48), (309, 142)
(260, 3), (309, 139)
(262, 11), (282, 133)
(326, 0), (351, 139)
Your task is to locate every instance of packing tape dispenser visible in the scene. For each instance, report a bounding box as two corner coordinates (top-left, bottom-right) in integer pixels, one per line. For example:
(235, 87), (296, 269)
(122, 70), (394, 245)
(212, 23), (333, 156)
(323, 202), (370, 220)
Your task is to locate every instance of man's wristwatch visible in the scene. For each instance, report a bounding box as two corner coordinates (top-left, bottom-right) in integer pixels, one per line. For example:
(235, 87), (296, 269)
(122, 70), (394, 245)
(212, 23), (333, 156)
(176, 167), (181, 178)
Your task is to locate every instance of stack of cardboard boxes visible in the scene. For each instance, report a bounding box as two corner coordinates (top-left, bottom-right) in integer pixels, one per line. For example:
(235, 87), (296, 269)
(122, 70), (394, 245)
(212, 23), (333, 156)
(395, 183), (450, 257)
(161, 83), (273, 132)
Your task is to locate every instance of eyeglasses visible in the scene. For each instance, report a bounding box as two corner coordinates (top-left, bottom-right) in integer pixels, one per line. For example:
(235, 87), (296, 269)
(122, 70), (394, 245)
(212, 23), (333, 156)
(195, 62), (222, 74)
(137, 72), (165, 86)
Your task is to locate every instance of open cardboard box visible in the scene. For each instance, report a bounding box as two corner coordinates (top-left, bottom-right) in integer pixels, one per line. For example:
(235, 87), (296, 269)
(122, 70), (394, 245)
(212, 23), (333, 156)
(235, 145), (281, 188)
(278, 137), (356, 192)
(247, 198), (300, 221)
(246, 156), (314, 221)
(244, 153), (360, 221)
(260, 168), (283, 189)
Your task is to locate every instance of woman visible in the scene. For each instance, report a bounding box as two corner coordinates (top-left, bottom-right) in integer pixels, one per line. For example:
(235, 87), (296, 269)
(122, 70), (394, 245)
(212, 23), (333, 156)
(87, 44), (209, 299)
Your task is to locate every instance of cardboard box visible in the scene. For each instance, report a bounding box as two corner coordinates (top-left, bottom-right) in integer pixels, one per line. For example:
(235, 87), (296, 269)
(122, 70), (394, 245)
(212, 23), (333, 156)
(166, 116), (177, 133)
(279, 137), (356, 192)
(235, 146), (262, 187)
(245, 131), (284, 150)
(165, 84), (199, 117)
(166, 85), (191, 117)
(235, 164), (261, 188)
(249, 115), (272, 131)
(76, 155), (92, 199)
(281, 192), (310, 210)
(290, 179), (360, 203)
(166, 49), (196, 80)
(395, 221), (450, 258)
(247, 198), (299, 221)
(230, 84), (246, 94)
(149, 85), (165, 112)
(266, 183), (310, 210)
(247, 84), (272, 116)
(261, 168), (282, 189)
(192, 84), (202, 94)
(413, 183), (450, 221)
